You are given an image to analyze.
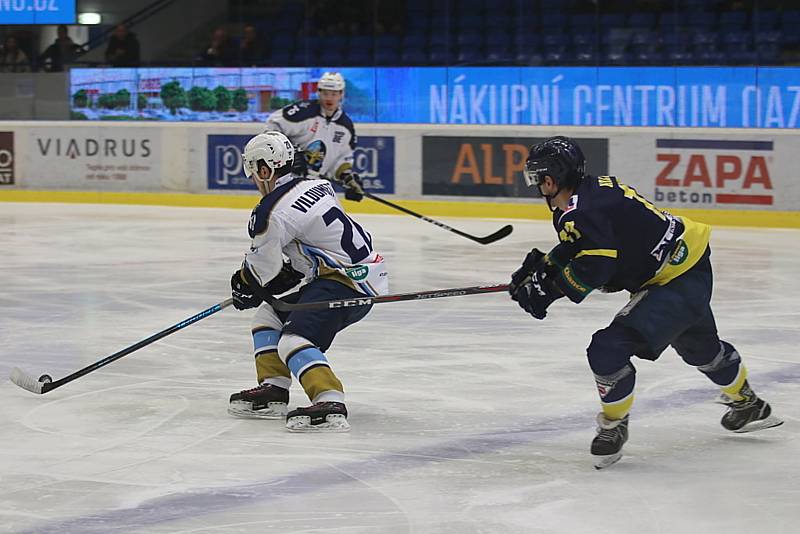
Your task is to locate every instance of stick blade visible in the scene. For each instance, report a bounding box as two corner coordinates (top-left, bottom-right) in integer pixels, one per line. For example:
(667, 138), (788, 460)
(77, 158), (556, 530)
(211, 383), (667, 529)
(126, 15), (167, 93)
(9, 367), (44, 394)
(475, 224), (513, 244)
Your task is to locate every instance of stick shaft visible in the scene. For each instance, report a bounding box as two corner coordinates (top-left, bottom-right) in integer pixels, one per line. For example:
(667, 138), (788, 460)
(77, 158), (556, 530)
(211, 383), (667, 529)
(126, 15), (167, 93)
(20, 298), (234, 394)
(269, 284), (508, 312)
(363, 192), (512, 244)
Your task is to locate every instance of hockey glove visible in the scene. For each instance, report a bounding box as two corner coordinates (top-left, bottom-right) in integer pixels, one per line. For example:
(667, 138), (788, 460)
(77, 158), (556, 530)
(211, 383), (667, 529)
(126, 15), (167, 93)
(339, 171), (364, 202)
(511, 268), (562, 320)
(263, 261), (304, 295)
(509, 248), (547, 296)
(230, 269), (262, 310)
(291, 150), (308, 178)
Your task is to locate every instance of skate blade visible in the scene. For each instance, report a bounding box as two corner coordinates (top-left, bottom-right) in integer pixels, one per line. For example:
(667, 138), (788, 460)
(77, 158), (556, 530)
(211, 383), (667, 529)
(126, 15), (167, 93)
(227, 401), (287, 420)
(593, 452), (623, 470)
(733, 415), (784, 433)
(286, 414), (351, 433)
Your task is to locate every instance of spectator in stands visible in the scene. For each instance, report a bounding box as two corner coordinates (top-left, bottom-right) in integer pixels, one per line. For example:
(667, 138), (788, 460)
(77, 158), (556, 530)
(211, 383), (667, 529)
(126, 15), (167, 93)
(0, 36), (30, 73)
(239, 24), (263, 66)
(199, 27), (236, 66)
(105, 24), (140, 67)
(39, 25), (80, 72)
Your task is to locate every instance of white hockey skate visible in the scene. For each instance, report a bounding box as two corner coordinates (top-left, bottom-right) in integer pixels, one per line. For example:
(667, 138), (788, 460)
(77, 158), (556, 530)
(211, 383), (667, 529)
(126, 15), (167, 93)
(286, 401), (350, 433)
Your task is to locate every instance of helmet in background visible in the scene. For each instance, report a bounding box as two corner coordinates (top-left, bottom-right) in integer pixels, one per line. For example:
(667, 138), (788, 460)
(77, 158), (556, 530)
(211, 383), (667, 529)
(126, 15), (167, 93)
(317, 71), (345, 92)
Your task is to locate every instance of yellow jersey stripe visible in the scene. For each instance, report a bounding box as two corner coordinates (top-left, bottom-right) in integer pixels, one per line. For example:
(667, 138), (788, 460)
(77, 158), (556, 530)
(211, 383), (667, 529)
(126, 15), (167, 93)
(576, 249), (618, 259)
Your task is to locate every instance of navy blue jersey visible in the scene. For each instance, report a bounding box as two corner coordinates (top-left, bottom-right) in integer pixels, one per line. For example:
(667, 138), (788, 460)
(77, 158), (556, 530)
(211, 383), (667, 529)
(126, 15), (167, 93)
(548, 175), (711, 302)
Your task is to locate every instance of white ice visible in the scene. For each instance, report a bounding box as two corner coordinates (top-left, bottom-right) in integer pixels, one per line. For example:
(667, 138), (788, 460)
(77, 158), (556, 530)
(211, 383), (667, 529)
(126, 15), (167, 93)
(0, 202), (798, 534)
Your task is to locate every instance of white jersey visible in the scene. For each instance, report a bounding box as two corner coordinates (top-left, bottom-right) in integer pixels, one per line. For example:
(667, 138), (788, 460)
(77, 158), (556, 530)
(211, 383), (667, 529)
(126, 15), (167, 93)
(243, 176), (388, 297)
(263, 100), (355, 179)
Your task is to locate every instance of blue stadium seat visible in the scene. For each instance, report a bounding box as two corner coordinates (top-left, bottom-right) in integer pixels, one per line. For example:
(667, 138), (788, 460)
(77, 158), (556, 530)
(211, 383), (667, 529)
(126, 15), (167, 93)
(599, 13), (626, 29)
(487, 33), (511, 49)
(685, 11), (716, 30)
(375, 35), (401, 50)
(374, 47), (400, 65)
(457, 32), (483, 48)
(659, 12), (686, 30)
(719, 11), (748, 31)
(349, 36), (373, 52)
(781, 12), (800, 46)
(457, 14), (483, 32)
(402, 34), (427, 50)
(400, 48), (428, 65)
(343, 49), (372, 66)
(269, 49), (291, 67)
(319, 49), (344, 66)
(428, 47), (452, 65)
(457, 49), (484, 64)
(541, 13), (568, 31)
(628, 12), (656, 30)
(754, 10), (779, 31)
(570, 13), (596, 32)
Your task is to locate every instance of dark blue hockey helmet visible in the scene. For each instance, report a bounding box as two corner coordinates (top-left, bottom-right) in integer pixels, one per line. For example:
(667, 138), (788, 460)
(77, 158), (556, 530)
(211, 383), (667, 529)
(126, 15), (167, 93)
(524, 136), (586, 194)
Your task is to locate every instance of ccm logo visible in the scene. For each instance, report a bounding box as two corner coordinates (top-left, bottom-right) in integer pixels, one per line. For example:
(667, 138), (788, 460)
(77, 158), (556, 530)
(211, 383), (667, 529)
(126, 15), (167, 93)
(329, 298), (373, 308)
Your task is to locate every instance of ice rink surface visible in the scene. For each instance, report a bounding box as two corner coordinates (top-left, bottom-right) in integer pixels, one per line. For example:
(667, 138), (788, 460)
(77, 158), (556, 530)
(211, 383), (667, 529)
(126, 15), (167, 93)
(0, 202), (798, 534)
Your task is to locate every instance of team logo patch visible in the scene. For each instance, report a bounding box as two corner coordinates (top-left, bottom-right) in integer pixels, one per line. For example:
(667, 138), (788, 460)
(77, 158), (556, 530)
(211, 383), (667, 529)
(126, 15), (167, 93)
(345, 265), (369, 281)
(669, 240), (689, 265)
(304, 140), (327, 172)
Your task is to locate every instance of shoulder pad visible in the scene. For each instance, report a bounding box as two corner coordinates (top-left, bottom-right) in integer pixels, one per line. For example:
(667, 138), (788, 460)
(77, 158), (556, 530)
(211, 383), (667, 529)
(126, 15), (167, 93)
(281, 100), (320, 123)
(333, 112), (356, 149)
(248, 178), (303, 238)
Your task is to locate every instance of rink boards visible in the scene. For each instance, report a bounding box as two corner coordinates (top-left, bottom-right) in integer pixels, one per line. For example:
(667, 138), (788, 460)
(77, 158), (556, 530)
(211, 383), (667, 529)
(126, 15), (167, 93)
(0, 121), (798, 228)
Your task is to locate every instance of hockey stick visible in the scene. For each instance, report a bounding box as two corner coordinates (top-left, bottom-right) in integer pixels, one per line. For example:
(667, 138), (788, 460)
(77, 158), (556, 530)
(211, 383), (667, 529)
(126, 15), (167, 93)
(267, 284), (509, 312)
(362, 191), (513, 244)
(9, 298), (234, 395)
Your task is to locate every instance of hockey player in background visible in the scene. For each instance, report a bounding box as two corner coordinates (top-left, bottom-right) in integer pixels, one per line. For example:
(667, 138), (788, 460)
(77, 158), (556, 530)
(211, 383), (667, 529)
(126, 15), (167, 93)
(227, 131), (388, 432)
(509, 136), (782, 468)
(263, 71), (365, 203)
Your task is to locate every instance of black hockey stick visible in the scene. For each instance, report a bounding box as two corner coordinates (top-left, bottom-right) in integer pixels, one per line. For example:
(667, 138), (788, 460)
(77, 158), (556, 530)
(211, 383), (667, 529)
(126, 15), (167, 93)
(267, 284), (509, 312)
(9, 298), (234, 395)
(363, 191), (513, 244)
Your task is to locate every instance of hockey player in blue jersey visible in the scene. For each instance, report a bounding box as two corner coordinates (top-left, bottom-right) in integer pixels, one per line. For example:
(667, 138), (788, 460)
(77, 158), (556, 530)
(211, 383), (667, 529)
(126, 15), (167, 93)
(509, 136), (782, 468)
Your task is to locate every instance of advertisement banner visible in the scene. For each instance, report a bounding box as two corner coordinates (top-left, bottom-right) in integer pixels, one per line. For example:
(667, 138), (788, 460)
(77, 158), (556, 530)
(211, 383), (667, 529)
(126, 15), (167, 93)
(0, 0), (76, 24)
(26, 127), (161, 189)
(610, 133), (799, 211)
(73, 66), (800, 128)
(0, 132), (14, 185)
(207, 134), (395, 193)
(422, 136), (608, 197)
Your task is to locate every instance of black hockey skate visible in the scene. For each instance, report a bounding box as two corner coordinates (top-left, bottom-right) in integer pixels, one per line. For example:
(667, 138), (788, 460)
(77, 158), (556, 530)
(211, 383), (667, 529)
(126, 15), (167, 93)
(718, 380), (783, 433)
(286, 401), (350, 433)
(591, 413), (629, 469)
(228, 384), (289, 419)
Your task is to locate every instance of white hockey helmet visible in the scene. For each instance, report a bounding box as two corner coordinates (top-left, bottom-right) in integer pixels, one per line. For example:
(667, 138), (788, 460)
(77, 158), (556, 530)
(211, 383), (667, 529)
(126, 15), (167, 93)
(242, 131), (295, 182)
(317, 71), (345, 92)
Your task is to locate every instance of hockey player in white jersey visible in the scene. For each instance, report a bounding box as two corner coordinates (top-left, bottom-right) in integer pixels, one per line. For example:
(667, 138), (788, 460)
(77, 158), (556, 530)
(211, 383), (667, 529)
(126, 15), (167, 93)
(263, 71), (365, 202)
(228, 131), (388, 432)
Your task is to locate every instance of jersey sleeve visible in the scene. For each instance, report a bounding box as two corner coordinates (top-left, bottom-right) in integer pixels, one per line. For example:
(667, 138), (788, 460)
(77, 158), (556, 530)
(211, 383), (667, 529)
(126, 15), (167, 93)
(552, 209), (618, 303)
(243, 209), (294, 287)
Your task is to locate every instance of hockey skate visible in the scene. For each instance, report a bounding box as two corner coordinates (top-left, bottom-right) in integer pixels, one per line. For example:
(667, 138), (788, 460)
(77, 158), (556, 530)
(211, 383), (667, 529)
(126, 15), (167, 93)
(591, 413), (629, 469)
(228, 384), (289, 419)
(286, 401), (350, 432)
(718, 380), (783, 433)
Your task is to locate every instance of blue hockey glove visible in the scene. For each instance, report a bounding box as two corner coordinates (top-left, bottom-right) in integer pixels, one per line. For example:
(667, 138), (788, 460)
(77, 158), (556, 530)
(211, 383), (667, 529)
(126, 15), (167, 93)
(339, 171), (364, 202)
